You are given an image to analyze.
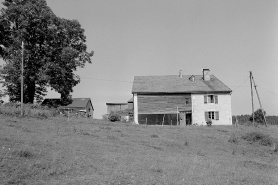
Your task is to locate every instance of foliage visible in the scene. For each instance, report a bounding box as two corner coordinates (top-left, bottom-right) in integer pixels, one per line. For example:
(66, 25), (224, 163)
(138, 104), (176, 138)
(206, 119), (212, 126)
(108, 112), (121, 122)
(0, 0), (93, 103)
(0, 102), (58, 118)
(242, 131), (273, 146)
(249, 109), (266, 124)
(114, 108), (133, 116)
(233, 114), (278, 125)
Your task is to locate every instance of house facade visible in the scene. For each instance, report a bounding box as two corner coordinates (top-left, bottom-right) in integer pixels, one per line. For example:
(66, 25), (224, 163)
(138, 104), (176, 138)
(132, 69), (232, 126)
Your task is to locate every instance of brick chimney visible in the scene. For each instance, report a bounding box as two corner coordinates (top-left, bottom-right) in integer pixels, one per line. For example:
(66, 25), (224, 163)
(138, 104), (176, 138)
(203, 69), (210, 81)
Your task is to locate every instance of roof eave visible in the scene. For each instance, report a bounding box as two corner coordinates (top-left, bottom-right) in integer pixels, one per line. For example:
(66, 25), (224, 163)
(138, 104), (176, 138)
(132, 90), (232, 94)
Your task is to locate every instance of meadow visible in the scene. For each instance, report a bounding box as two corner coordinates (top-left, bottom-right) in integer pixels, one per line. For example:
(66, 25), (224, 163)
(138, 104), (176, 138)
(0, 114), (278, 185)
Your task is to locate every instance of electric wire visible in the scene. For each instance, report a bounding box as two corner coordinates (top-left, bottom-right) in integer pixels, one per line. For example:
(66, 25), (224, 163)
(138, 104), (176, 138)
(232, 77), (250, 92)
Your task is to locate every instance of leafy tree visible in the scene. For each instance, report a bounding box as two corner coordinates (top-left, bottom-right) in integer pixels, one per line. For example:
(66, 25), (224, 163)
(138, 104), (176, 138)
(249, 109), (266, 124)
(0, 0), (93, 104)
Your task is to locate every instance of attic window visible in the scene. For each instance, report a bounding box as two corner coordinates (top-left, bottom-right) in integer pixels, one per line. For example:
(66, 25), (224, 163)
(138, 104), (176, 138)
(189, 75), (195, 82)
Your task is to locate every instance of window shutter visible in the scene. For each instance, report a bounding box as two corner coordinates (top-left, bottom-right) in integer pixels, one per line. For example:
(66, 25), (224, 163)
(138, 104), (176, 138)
(205, 112), (208, 121)
(215, 111), (219, 120)
(204, 95), (207, 104)
(215, 95), (218, 104)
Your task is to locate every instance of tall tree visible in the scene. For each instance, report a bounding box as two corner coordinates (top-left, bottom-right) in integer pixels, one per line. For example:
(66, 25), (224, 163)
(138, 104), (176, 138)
(0, 0), (93, 104)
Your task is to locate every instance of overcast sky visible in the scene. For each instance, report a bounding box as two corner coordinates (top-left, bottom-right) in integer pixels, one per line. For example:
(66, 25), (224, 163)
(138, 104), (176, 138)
(1, 0), (278, 118)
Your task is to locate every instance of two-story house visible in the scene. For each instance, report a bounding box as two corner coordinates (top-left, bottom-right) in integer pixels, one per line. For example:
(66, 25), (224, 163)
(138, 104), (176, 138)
(131, 69), (232, 126)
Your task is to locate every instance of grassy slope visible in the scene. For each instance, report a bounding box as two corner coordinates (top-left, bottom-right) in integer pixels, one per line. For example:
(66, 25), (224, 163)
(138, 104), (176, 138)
(0, 115), (278, 185)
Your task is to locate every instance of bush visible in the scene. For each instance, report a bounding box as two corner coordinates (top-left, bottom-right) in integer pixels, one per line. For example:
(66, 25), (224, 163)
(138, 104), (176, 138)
(108, 112), (121, 122)
(206, 119), (212, 126)
(249, 109), (266, 124)
(242, 131), (273, 146)
(0, 102), (58, 118)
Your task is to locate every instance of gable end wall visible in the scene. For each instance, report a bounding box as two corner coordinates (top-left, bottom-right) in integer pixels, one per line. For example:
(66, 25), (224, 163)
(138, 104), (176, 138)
(192, 93), (232, 125)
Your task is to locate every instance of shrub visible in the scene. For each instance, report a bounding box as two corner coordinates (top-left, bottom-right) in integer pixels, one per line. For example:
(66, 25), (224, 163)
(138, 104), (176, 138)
(249, 109), (266, 125)
(206, 119), (212, 126)
(108, 112), (121, 122)
(242, 131), (273, 146)
(0, 102), (58, 118)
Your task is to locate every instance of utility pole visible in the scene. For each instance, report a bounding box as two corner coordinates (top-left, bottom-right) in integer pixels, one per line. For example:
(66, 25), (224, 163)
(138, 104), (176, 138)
(249, 71), (255, 127)
(251, 73), (267, 127)
(21, 41), (24, 116)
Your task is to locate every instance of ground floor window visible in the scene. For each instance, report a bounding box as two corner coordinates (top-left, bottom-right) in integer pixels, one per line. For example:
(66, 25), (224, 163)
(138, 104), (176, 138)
(205, 111), (219, 121)
(138, 114), (179, 125)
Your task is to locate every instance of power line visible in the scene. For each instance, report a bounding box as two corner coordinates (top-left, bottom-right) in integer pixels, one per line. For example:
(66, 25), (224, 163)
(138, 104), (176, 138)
(258, 86), (278, 96)
(232, 77), (249, 92)
(80, 76), (133, 83)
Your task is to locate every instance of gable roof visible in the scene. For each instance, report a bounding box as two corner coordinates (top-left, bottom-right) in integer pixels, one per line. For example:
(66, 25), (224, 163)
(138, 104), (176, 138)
(41, 98), (62, 108)
(66, 98), (93, 110)
(41, 98), (94, 110)
(132, 75), (232, 94)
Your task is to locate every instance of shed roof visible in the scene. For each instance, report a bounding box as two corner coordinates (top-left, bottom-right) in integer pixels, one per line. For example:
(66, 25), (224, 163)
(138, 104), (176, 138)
(106, 103), (128, 105)
(132, 75), (232, 94)
(67, 98), (93, 109)
(42, 98), (94, 110)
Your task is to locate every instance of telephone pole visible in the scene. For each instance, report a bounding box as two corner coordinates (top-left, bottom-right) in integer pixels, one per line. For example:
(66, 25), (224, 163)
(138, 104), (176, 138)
(249, 71), (255, 127)
(21, 41), (24, 116)
(251, 73), (267, 127)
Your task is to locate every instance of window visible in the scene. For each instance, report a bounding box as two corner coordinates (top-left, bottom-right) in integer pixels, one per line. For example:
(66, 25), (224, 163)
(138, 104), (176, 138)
(205, 111), (219, 120)
(208, 111), (214, 119)
(204, 95), (218, 104)
(185, 98), (190, 104)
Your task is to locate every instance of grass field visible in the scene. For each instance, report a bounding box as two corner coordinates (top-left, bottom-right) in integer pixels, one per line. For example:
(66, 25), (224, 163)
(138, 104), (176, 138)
(0, 115), (278, 185)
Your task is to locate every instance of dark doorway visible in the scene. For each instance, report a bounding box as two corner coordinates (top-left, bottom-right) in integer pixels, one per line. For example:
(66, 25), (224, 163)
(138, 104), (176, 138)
(186, 113), (192, 125)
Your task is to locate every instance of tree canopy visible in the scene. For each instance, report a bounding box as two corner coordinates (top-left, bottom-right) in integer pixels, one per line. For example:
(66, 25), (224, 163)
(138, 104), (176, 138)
(0, 0), (93, 104)
(249, 109), (266, 124)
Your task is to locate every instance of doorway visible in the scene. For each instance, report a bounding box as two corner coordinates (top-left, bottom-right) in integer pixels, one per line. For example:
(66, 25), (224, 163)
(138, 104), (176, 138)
(186, 113), (192, 125)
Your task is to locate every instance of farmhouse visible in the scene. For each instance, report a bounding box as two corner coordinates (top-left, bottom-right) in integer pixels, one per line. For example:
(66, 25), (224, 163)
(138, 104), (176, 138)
(131, 69), (232, 126)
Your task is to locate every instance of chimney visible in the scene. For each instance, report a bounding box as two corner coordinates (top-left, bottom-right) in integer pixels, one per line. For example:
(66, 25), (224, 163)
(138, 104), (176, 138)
(179, 70), (183, 78)
(203, 69), (210, 81)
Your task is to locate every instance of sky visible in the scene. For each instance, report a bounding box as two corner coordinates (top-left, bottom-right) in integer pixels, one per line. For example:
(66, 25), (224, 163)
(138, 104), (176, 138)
(1, 0), (278, 118)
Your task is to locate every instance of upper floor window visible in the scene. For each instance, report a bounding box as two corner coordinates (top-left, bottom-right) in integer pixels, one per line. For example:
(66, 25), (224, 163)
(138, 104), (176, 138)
(204, 95), (218, 104)
(185, 98), (190, 104)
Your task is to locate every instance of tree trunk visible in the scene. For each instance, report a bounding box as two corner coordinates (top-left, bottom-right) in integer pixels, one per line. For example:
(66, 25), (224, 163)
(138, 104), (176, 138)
(60, 93), (72, 106)
(25, 81), (36, 103)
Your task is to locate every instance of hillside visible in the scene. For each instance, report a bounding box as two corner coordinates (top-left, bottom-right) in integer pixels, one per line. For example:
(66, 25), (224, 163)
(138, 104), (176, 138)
(0, 115), (278, 185)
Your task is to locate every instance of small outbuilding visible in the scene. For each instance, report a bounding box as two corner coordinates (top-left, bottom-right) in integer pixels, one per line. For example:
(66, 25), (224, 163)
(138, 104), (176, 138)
(64, 98), (94, 117)
(106, 103), (128, 114)
(42, 98), (94, 117)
